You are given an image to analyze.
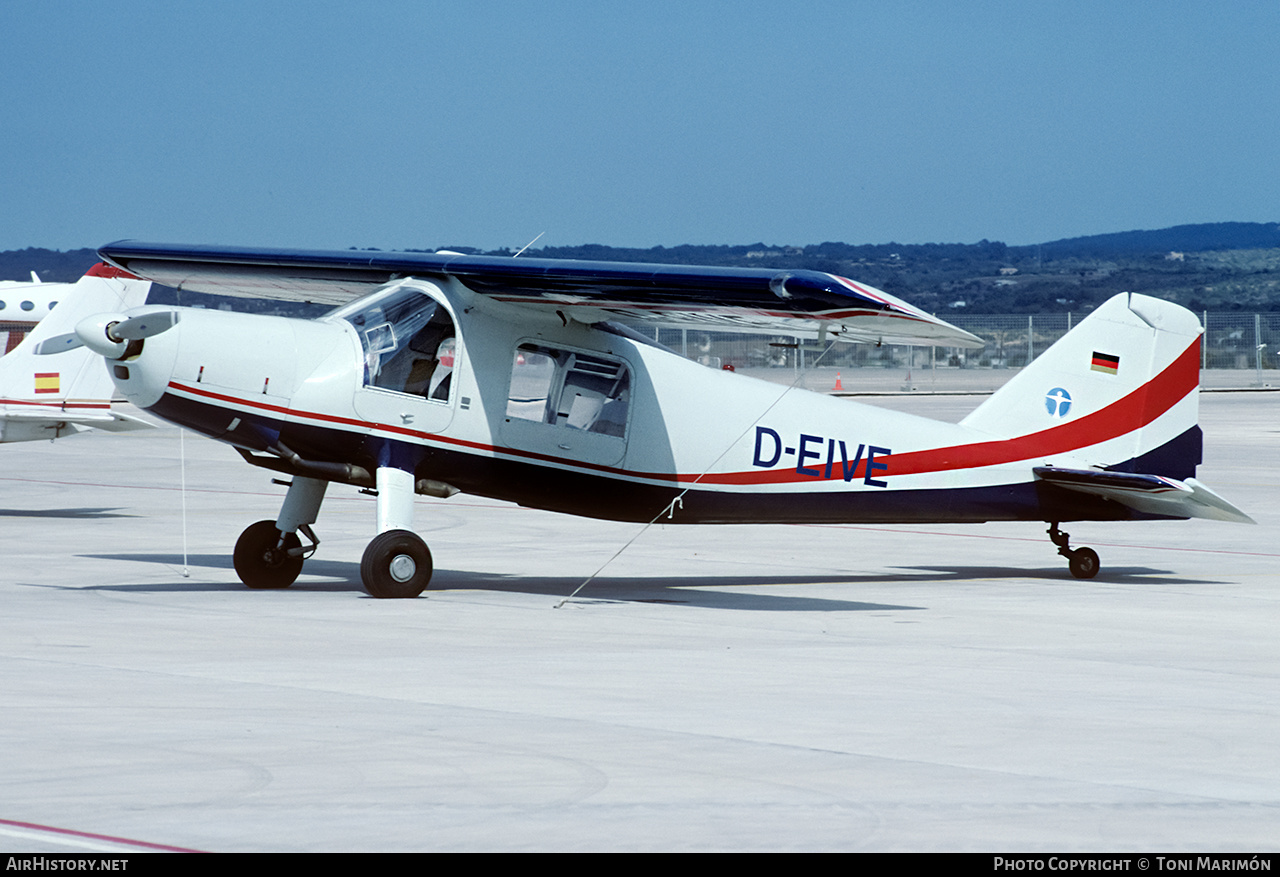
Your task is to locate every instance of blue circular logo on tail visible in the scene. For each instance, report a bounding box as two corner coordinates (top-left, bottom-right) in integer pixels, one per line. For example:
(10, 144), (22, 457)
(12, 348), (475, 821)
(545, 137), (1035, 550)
(1045, 387), (1072, 417)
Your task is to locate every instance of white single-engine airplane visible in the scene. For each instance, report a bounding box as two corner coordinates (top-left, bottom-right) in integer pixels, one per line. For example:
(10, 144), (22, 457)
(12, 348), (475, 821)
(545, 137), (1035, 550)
(40, 242), (1252, 597)
(2, 263), (152, 442)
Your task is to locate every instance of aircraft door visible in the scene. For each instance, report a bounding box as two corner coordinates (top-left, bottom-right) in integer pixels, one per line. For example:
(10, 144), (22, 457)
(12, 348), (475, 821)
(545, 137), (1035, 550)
(337, 284), (459, 433)
(500, 343), (631, 467)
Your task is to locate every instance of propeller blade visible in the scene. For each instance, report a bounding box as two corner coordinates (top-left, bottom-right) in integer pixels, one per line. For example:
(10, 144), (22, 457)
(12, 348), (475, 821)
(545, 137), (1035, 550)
(34, 333), (85, 355)
(110, 311), (180, 341)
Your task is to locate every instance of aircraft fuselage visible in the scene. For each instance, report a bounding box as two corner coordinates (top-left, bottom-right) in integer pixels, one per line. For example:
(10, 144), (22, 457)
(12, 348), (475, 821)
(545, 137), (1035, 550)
(108, 278), (1130, 528)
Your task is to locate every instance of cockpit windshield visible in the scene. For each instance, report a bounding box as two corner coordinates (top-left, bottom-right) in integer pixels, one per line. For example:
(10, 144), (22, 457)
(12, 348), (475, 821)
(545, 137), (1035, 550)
(331, 285), (457, 401)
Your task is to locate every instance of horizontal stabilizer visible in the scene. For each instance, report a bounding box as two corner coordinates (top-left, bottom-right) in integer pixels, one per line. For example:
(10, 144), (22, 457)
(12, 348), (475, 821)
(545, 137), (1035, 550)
(1034, 466), (1254, 524)
(2, 409), (153, 431)
(74, 410), (154, 432)
(0, 409), (152, 442)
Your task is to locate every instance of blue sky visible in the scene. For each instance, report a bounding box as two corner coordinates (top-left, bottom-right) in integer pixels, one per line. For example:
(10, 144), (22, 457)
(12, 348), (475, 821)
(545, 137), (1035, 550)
(3, 1), (1277, 253)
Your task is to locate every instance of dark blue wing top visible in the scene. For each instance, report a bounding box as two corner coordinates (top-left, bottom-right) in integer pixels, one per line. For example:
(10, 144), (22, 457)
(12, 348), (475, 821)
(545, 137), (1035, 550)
(99, 241), (983, 347)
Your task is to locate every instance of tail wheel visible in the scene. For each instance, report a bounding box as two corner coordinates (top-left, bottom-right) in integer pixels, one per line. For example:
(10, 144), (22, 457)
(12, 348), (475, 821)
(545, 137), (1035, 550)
(1068, 547), (1100, 579)
(361, 529), (432, 598)
(233, 520), (304, 589)
(1049, 523), (1100, 580)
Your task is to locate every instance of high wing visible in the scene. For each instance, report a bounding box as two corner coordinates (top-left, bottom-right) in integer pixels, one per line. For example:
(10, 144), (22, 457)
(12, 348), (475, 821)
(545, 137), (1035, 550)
(98, 241), (983, 348)
(1033, 466), (1255, 524)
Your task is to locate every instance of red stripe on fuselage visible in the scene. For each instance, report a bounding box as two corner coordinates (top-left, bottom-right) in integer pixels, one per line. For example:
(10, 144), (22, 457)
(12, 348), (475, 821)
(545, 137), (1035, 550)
(167, 380), (631, 472)
(164, 336), (1198, 488)
(892, 336), (1198, 475)
(703, 335), (1200, 485)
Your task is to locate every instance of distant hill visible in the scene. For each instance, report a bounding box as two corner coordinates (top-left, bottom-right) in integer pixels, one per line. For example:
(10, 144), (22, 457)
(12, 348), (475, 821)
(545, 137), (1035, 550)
(3, 221), (1278, 314)
(0, 247), (98, 283)
(1023, 222), (1280, 258)
(4, 222), (1278, 282)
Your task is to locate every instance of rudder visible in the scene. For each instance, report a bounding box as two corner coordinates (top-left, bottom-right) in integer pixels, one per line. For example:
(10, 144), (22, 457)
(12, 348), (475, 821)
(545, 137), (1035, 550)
(959, 293), (1202, 479)
(0, 265), (151, 400)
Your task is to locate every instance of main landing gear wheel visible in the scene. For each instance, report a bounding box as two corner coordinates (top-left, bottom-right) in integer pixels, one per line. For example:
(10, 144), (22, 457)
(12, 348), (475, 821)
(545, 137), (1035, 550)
(361, 529), (433, 598)
(234, 520), (304, 589)
(1048, 523), (1101, 580)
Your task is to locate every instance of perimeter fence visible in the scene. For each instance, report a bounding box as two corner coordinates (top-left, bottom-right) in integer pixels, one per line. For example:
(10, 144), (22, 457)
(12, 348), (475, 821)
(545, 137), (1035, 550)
(4, 313), (1278, 394)
(636, 312), (1280, 393)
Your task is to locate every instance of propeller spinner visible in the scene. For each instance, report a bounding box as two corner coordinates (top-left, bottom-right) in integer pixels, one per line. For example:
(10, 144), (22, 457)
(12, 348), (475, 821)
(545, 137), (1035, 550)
(34, 310), (180, 357)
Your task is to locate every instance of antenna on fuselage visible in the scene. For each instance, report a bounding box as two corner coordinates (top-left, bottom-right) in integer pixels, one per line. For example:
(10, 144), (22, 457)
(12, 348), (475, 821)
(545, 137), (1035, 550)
(512, 231), (546, 258)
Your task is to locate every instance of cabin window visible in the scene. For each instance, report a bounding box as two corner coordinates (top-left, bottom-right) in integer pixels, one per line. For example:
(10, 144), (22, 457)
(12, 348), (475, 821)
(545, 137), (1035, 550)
(334, 286), (457, 402)
(506, 344), (630, 437)
(506, 348), (558, 423)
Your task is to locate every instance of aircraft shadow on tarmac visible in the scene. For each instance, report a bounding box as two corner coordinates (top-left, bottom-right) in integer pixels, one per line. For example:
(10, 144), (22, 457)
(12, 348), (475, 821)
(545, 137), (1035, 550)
(0, 507), (137, 519)
(69, 553), (918, 611)
(896, 564), (1224, 586)
(69, 553), (1227, 609)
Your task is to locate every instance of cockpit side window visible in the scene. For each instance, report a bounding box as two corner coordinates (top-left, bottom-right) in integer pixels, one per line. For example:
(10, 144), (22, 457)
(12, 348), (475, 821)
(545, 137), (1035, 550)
(335, 286), (457, 402)
(506, 343), (630, 437)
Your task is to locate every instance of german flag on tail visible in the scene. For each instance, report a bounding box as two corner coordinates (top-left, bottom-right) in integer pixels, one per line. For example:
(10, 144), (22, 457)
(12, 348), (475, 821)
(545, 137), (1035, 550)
(1091, 351), (1119, 375)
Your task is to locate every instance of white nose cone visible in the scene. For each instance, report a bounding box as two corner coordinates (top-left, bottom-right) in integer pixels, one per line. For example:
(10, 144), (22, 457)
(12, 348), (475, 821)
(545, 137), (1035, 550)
(74, 313), (129, 358)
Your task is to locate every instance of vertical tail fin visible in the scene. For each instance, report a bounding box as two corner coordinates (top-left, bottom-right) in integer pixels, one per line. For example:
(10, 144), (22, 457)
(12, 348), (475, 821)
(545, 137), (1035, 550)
(960, 293), (1202, 479)
(0, 264), (152, 442)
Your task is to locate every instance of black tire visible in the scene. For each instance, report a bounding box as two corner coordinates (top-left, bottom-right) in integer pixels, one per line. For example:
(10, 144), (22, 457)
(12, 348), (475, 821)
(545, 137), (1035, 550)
(361, 529), (432, 598)
(233, 520), (304, 589)
(1068, 547), (1100, 580)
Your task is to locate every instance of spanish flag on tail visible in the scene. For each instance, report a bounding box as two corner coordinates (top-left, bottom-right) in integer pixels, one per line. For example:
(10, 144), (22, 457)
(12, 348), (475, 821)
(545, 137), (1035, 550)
(34, 372), (60, 394)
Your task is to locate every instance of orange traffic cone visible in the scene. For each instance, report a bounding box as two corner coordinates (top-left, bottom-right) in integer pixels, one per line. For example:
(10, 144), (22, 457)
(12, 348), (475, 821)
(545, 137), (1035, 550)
(833, 372), (844, 391)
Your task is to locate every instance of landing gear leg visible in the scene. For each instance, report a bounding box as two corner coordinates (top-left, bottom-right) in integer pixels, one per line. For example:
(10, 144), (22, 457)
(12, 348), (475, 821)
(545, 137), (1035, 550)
(1048, 522), (1100, 579)
(232, 476), (327, 590)
(276, 475), (327, 544)
(361, 467), (432, 598)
